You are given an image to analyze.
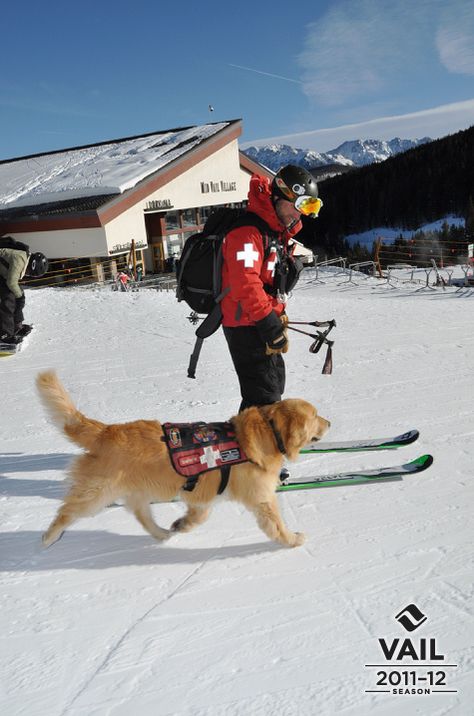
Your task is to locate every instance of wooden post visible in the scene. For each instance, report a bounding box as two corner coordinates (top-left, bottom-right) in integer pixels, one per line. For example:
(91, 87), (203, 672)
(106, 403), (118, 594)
(130, 240), (137, 279)
(374, 237), (383, 277)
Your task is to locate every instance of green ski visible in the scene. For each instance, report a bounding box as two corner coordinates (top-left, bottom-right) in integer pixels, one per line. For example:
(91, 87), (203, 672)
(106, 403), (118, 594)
(277, 454), (433, 492)
(300, 429), (419, 455)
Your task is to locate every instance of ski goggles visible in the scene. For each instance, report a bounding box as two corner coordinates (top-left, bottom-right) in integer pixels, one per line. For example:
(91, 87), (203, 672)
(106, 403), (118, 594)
(294, 195), (323, 217)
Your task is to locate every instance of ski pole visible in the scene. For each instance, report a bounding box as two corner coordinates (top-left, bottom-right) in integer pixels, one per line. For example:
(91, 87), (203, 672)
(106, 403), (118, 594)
(286, 322), (335, 374)
(288, 318), (336, 330)
(287, 325), (335, 354)
(287, 320), (336, 352)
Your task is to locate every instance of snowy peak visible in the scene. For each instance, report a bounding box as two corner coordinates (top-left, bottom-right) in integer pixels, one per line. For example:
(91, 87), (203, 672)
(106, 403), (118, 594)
(243, 137), (432, 172)
(242, 143), (353, 172)
(331, 137), (432, 166)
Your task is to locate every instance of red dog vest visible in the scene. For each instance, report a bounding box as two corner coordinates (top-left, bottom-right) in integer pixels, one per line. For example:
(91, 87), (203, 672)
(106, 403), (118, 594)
(162, 421), (248, 479)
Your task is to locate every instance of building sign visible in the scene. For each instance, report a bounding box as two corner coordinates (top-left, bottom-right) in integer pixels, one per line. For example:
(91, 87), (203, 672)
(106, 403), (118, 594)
(110, 241), (147, 255)
(145, 199), (173, 211)
(200, 180), (237, 194)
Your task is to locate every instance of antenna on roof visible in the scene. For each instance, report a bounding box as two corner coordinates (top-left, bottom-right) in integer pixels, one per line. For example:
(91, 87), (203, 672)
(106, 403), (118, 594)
(208, 104), (214, 113)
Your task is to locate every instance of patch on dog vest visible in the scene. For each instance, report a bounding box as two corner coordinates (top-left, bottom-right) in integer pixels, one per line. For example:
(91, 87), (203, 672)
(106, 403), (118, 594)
(162, 421), (248, 478)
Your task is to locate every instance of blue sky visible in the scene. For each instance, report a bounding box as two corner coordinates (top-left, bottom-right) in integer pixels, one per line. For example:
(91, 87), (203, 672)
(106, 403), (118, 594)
(1, 0), (474, 159)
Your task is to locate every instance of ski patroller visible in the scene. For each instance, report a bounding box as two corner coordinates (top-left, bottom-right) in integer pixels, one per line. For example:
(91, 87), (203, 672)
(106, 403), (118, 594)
(300, 429), (419, 455)
(277, 454), (433, 492)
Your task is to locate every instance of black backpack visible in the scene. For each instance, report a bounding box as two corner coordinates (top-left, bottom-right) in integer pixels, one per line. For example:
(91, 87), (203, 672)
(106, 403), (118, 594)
(176, 208), (273, 314)
(176, 208), (277, 378)
(0, 235), (30, 254)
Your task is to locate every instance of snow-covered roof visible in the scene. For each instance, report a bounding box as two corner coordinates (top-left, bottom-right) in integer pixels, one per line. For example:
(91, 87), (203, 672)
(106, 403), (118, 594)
(0, 121), (237, 211)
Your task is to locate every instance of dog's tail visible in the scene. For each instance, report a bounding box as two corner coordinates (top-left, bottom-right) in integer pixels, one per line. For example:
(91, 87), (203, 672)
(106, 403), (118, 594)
(36, 370), (105, 450)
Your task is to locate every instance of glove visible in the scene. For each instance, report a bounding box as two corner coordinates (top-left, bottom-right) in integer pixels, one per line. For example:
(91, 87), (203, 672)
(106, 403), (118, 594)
(15, 292), (26, 309)
(256, 311), (289, 355)
(265, 331), (288, 355)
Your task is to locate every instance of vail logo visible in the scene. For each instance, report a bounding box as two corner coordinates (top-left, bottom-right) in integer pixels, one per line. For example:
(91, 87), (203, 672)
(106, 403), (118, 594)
(377, 604), (445, 662)
(378, 637), (443, 661)
(395, 603), (428, 632)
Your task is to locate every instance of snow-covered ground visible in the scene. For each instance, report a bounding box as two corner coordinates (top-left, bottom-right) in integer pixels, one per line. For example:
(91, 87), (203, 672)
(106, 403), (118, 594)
(1, 269), (473, 716)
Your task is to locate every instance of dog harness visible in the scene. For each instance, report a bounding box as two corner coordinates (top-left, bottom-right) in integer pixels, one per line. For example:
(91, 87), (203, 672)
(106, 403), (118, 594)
(161, 421), (249, 493)
(161, 414), (287, 495)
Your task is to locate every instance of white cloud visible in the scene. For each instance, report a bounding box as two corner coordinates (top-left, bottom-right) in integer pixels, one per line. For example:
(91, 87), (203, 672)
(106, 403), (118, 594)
(436, 4), (474, 75)
(297, 0), (474, 106)
(241, 99), (474, 152)
(298, 0), (434, 106)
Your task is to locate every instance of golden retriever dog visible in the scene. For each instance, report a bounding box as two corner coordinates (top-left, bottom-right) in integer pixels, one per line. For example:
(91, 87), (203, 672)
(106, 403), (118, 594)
(36, 371), (330, 549)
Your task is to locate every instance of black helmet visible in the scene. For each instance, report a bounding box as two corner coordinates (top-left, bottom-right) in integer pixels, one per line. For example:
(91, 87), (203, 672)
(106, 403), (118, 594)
(272, 164), (322, 217)
(27, 252), (49, 277)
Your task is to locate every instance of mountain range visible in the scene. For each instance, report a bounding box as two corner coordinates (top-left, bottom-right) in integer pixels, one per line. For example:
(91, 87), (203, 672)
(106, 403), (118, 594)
(242, 137), (432, 174)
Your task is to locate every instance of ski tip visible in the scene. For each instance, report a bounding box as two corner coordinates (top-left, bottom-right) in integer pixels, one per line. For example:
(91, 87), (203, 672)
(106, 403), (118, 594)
(411, 454), (434, 471)
(400, 429), (420, 445)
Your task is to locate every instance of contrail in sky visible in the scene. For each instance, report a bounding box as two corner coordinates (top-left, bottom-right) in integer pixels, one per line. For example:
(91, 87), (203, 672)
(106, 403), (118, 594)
(229, 64), (302, 84)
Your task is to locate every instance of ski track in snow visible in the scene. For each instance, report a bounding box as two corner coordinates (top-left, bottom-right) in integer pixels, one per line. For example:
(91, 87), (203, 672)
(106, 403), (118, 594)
(0, 269), (473, 715)
(58, 533), (236, 716)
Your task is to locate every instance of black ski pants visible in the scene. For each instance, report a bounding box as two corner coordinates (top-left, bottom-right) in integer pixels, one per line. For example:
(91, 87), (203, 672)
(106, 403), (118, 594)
(223, 325), (285, 412)
(0, 278), (25, 336)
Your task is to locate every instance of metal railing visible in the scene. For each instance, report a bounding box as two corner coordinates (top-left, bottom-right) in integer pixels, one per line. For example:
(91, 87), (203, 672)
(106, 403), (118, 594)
(309, 257), (347, 284)
(338, 261), (376, 286)
(108, 274), (177, 292)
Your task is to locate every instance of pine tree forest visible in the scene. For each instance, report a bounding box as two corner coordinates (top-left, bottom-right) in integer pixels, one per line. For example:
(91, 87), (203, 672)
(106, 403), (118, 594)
(299, 125), (474, 268)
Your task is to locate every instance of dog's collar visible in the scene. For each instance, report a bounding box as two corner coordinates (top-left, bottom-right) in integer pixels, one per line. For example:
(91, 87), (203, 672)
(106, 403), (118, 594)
(269, 419), (286, 454)
(257, 409), (286, 454)
(259, 413), (286, 455)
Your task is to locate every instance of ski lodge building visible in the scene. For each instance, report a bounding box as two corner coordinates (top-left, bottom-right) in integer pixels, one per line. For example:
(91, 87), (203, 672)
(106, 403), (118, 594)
(0, 120), (276, 285)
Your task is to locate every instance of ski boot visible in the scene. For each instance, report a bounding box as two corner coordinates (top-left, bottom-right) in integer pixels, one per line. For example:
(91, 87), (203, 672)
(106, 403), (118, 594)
(15, 324), (33, 338)
(0, 332), (22, 346)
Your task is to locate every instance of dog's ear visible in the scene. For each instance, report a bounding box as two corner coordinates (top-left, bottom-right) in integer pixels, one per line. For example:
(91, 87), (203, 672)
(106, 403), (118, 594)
(232, 407), (278, 469)
(265, 401), (310, 461)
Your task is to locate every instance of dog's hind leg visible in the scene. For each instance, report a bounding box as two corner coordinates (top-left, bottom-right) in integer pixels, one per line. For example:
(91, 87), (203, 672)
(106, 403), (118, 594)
(171, 504), (211, 533)
(125, 497), (170, 542)
(42, 487), (111, 547)
(252, 497), (305, 548)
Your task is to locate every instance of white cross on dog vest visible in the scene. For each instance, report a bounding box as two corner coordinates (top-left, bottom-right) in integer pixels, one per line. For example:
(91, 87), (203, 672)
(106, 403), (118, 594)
(161, 421), (248, 478)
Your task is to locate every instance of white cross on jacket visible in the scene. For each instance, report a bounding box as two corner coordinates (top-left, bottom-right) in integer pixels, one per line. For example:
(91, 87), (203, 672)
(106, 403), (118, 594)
(236, 243), (259, 268)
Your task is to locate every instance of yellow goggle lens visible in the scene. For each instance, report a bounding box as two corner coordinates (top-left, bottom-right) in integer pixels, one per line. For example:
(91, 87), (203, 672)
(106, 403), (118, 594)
(294, 196), (323, 217)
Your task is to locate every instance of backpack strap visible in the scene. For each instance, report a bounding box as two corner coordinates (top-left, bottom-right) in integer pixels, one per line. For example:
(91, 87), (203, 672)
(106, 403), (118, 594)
(232, 211), (296, 296)
(187, 301), (226, 378)
(229, 212), (278, 253)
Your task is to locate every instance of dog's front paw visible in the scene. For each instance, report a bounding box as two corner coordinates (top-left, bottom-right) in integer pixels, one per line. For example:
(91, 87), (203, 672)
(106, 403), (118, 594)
(156, 529), (171, 542)
(290, 531), (305, 547)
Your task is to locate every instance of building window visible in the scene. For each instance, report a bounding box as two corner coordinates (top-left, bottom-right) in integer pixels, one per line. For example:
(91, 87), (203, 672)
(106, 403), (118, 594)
(164, 233), (183, 257)
(165, 211), (180, 230)
(182, 208), (197, 228)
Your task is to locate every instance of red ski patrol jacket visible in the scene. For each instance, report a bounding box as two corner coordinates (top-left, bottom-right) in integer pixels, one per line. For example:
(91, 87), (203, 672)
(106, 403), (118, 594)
(221, 174), (302, 327)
